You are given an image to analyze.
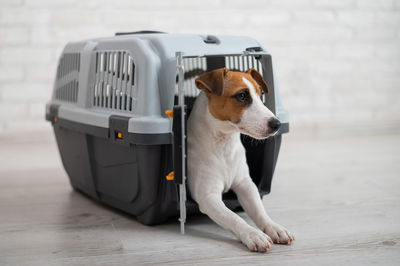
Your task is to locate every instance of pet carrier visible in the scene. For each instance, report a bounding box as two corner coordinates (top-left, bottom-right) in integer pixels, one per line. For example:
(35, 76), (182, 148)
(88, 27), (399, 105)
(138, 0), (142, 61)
(45, 31), (289, 232)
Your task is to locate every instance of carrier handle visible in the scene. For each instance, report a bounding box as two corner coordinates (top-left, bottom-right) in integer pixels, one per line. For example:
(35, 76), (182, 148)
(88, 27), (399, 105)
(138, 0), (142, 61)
(115, 30), (166, 36)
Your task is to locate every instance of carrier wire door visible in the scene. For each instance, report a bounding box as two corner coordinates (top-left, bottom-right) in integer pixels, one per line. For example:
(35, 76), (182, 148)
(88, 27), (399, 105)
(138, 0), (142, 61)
(174, 52), (187, 234)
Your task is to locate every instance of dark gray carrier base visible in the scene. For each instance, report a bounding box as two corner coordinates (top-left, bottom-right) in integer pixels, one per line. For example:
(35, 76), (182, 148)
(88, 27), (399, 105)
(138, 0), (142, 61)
(48, 109), (287, 225)
(51, 118), (178, 225)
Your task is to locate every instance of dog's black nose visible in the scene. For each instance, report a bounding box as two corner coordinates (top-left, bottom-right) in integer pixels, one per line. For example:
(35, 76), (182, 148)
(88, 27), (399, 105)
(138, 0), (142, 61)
(268, 118), (281, 132)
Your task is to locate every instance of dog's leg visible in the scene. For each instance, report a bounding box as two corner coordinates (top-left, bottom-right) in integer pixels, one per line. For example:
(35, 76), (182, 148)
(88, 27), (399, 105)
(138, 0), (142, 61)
(196, 187), (272, 252)
(232, 177), (295, 244)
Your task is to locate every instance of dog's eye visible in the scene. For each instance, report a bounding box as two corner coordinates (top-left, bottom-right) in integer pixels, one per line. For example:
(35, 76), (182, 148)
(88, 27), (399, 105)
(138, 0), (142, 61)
(235, 90), (250, 103)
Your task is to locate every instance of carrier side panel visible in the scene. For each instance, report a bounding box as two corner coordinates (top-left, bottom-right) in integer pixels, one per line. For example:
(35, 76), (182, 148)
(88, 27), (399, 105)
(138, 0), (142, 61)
(53, 125), (98, 199)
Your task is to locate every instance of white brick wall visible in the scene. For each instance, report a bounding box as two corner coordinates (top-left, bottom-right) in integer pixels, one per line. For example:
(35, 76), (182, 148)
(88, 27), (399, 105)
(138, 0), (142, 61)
(0, 0), (399, 135)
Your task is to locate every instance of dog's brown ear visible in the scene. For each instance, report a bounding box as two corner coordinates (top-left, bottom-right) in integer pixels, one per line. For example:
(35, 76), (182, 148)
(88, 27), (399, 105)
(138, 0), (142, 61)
(195, 68), (228, 96)
(246, 68), (269, 94)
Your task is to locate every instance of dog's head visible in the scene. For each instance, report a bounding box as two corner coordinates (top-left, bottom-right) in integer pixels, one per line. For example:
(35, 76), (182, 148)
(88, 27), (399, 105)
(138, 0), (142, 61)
(195, 67), (280, 139)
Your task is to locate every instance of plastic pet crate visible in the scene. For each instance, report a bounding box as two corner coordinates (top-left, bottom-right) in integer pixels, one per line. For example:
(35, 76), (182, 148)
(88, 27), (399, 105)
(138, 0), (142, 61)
(45, 31), (289, 230)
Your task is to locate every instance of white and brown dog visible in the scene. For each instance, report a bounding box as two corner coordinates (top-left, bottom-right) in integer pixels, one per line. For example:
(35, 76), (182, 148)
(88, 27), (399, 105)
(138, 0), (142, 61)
(187, 67), (294, 252)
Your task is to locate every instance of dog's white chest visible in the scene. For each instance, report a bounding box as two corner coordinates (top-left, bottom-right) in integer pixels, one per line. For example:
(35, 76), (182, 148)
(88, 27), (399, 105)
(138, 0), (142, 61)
(212, 134), (247, 190)
(187, 93), (249, 197)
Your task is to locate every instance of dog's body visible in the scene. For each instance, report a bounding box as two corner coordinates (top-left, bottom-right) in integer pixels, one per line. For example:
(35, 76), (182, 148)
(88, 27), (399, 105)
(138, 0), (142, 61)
(187, 68), (294, 252)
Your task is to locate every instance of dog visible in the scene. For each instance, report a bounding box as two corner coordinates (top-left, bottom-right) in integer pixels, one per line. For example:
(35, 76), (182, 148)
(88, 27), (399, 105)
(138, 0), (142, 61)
(187, 67), (294, 252)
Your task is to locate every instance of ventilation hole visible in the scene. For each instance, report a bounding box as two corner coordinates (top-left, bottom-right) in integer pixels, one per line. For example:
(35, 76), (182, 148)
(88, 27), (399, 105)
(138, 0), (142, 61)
(55, 52), (80, 103)
(92, 51), (135, 112)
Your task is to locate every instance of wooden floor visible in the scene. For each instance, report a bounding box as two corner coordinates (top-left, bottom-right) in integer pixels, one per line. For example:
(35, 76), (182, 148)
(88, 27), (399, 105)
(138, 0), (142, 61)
(0, 129), (399, 265)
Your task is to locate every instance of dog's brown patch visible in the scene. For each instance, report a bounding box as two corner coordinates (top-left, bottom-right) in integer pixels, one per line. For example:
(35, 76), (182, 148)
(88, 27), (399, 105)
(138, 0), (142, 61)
(195, 68), (267, 123)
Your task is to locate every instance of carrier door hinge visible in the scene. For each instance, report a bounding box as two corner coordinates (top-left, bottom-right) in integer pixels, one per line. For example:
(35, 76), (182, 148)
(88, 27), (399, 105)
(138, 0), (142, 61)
(172, 105), (187, 185)
(173, 104), (187, 235)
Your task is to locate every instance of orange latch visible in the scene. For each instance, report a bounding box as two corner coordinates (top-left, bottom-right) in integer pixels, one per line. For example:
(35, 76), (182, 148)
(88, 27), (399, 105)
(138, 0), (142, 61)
(165, 110), (173, 118)
(116, 132), (123, 139)
(166, 171), (175, 181)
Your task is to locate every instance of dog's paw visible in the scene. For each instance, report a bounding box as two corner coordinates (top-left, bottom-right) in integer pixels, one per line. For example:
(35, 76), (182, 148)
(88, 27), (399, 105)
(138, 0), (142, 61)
(239, 227), (273, 252)
(261, 222), (295, 245)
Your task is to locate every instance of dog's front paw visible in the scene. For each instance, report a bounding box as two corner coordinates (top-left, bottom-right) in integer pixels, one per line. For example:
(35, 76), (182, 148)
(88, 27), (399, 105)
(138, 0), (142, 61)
(239, 227), (273, 252)
(261, 222), (295, 245)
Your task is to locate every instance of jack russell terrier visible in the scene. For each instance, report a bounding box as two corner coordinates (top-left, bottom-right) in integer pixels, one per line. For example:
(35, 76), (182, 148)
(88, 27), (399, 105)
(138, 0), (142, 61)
(187, 67), (294, 252)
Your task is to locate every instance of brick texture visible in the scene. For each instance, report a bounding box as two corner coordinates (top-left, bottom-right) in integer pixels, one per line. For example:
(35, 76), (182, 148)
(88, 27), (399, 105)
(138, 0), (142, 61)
(0, 0), (399, 134)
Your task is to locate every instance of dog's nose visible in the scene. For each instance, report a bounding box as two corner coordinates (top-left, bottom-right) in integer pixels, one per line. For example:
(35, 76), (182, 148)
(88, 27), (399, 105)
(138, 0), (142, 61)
(268, 118), (281, 132)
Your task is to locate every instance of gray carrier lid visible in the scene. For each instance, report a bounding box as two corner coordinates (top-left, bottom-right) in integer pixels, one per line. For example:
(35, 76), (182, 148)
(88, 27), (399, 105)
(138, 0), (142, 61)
(47, 32), (289, 136)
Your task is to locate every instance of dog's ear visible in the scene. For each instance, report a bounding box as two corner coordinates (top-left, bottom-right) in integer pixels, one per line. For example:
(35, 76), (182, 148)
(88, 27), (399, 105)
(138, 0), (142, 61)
(195, 68), (228, 96)
(246, 68), (269, 94)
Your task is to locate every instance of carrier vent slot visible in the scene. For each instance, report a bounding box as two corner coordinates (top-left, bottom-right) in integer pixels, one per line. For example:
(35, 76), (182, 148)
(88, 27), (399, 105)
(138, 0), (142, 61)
(225, 55), (263, 74)
(175, 55), (263, 98)
(54, 52), (80, 102)
(93, 51), (136, 112)
(55, 80), (79, 103)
